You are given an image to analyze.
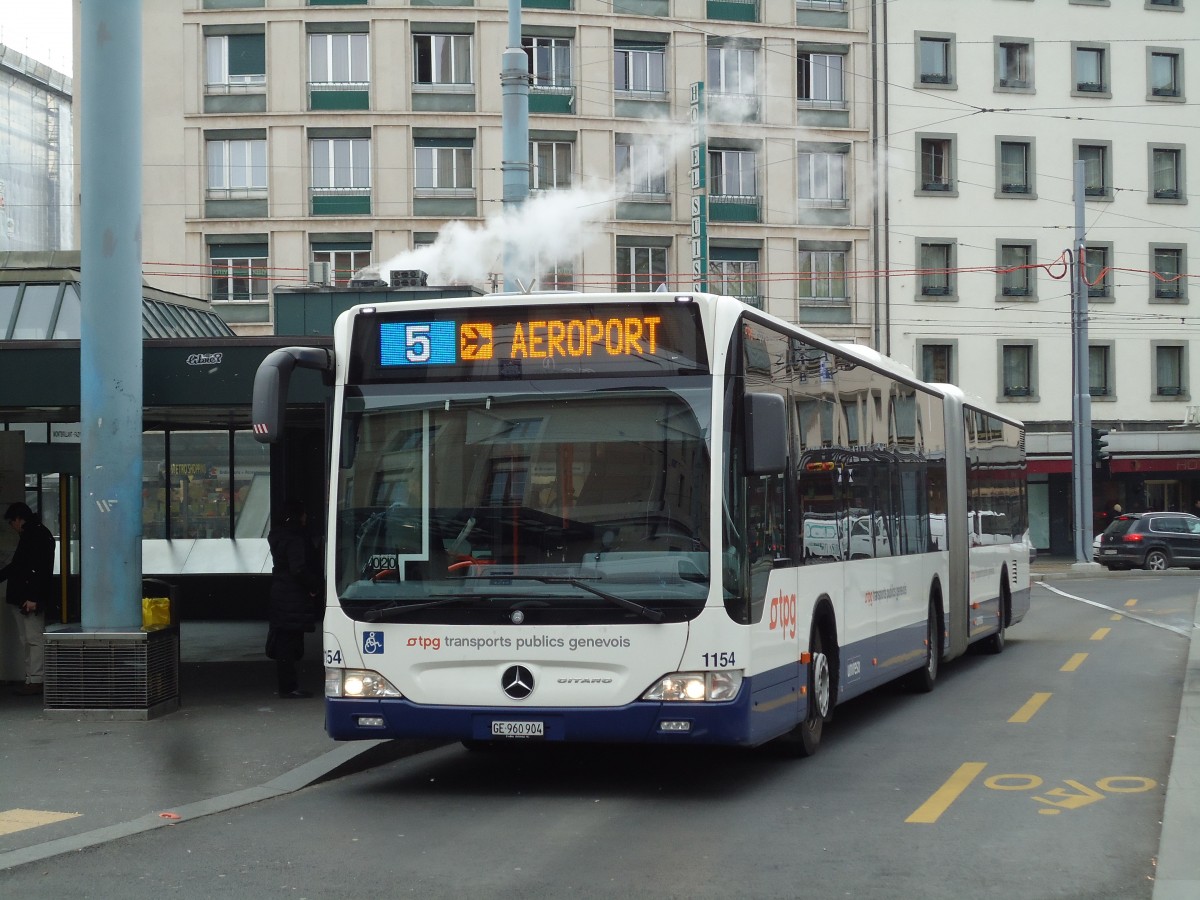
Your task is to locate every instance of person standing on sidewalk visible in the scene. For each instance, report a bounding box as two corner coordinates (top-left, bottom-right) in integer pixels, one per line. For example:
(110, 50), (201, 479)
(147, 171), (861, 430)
(266, 499), (322, 699)
(0, 502), (56, 696)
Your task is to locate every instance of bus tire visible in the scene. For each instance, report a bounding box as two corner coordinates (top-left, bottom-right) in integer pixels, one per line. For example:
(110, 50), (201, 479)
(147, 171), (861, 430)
(780, 626), (832, 758)
(909, 599), (941, 693)
(983, 581), (1009, 655)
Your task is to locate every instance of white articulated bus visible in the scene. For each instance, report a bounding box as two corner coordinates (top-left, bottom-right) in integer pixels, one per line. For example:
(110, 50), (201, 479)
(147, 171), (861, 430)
(253, 290), (1030, 755)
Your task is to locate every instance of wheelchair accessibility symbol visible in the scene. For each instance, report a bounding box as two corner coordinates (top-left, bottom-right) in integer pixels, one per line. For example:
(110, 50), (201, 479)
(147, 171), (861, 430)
(362, 631), (384, 654)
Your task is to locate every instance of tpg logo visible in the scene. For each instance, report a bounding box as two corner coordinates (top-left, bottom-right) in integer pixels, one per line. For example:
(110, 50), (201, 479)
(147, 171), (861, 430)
(768, 592), (797, 639)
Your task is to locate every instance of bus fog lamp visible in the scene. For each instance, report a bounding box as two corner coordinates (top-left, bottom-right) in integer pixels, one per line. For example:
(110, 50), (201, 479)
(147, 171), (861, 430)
(357, 716), (386, 728)
(659, 720), (692, 732)
(642, 671), (743, 702)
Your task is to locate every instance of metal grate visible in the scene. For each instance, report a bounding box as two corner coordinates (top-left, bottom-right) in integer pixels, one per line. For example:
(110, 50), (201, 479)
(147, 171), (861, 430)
(44, 630), (179, 716)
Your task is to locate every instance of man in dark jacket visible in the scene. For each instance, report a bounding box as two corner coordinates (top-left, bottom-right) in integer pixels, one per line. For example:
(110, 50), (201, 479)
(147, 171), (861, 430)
(266, 499), (322, 698)
(1, 502), (56, 696)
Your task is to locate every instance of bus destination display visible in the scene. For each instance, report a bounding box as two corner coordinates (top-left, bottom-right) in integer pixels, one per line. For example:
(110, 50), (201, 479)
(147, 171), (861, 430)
(363, 303), (707, 381)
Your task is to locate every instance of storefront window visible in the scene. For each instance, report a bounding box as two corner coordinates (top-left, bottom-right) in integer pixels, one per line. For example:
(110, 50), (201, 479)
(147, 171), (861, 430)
(170, 431), (232, 539)
(143, 432), (167, 539)
(233, 431), (271, 538)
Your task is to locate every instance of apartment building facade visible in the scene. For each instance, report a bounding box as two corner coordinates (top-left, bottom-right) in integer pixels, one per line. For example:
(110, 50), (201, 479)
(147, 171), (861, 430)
(878, 0), (1196, 553)
(95, 0), (875, 344)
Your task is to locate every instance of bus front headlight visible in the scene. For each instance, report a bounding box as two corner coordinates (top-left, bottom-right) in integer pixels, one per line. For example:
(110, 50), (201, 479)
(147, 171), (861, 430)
(327, 668), (402, 699)
(642, 670), (743, 702)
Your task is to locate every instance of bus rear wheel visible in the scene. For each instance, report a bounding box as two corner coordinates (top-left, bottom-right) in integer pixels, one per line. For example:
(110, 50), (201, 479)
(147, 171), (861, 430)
(908, 600), (940, 693)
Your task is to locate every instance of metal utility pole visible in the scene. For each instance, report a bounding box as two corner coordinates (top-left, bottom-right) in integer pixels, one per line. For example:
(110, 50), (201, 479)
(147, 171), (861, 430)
(80, 1), (144, 628)
(1070, 160), (1095, 565)
(500, 0), (529, 292)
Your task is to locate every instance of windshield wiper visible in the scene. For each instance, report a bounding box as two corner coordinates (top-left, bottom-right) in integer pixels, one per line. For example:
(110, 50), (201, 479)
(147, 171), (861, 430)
(358, 594), (480, 622)
(463, 574), (666, 623)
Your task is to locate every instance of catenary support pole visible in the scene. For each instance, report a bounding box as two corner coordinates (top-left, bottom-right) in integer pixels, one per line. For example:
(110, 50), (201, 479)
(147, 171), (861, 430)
(80, 1), (144, 629)
(500, 0), (529, 292)
(1071, 160), (1094, 565)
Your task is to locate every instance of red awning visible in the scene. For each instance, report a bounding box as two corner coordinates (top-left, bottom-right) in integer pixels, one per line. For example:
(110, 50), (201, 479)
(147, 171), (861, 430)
(1027, 458), (1073, 474)
(1109, 457), (1200, 474)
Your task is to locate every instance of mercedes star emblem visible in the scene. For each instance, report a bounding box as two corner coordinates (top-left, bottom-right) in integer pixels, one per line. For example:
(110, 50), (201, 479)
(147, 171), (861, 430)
(501, 665), (534, 700)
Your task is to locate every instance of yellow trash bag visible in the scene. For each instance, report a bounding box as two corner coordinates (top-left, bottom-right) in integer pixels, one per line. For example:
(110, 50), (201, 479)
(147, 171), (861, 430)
(142, 596), (172, 630)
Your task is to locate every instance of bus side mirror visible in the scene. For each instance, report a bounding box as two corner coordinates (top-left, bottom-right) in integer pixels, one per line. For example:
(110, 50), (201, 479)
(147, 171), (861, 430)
(745, 392), (787, 476)
(251, 346), (333, 443)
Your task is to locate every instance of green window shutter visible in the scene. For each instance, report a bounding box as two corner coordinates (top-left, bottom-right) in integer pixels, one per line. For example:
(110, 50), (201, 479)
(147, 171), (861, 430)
(227, 34), (265, 76)
(210, 242), (268, 258)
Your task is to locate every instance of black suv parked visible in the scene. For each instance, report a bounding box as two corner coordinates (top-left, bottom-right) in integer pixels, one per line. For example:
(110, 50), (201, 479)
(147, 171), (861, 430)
(1096, 512), (1200, 571)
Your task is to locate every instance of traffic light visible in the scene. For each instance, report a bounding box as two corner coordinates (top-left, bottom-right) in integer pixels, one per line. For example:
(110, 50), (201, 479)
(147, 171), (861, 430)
(1091, 427), (1111, 462)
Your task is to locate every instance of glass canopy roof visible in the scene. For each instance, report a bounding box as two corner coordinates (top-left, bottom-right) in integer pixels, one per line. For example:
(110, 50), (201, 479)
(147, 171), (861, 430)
(0, 280), (236, 340)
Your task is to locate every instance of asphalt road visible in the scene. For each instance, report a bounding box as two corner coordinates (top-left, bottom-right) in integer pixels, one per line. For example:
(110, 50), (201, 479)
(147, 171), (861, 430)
(6, 577), (1195, 900)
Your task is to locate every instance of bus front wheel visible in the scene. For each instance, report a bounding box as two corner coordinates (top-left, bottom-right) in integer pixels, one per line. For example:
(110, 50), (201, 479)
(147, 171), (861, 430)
(780, 627), (831, 757)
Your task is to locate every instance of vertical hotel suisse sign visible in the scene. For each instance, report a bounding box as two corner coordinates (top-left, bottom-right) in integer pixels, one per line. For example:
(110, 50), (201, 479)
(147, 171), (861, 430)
(690, 82), (708, 293)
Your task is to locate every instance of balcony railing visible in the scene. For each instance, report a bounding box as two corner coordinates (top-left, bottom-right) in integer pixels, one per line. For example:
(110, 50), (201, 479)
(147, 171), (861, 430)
(1076, 81), (1106, 93)
(920, 73), (951, 84)
(1001, 183), (1030, 194)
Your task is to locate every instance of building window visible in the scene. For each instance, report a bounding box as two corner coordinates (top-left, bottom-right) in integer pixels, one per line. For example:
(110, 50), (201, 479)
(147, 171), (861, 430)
(413, 34), (473, 88)
(311, 138), (370, 192)
(1089, 345), (1112, 398)
(1149, 50), (1182, 97)
(709, 149), (757, 198)
(530, 140), (573, 191)
(205, 33), (265, 93)
(707, 44), (757, 94)
(921, 344), (954, 383)
(798, 249), (847, 303)
(998, 140), (1033, 194)
(415, 144), (473, 194)
(1151, 147), (1184, 200)
(1073, 44), (1110, 95)
(539, 262), (575, 292)
(614, 44), (666, 96)
(309, 32), (369, 88)
(1084, 245), (1112, 299)
(615, 137), (668, 198)
(918, 136), (955, 193)
(919, 241), (954, 297)
(311, 244), (371, 287)
(209, 243), (268, 304)
(1078, 143), (1111, 198)
(1001, 344), (1034, 398)
(798, 148), (848, 207)
(999, 242), (1034, 297)
(916, 34), (954, 86)
(706, 42), (759, 118)
(1153, 247), (1185, 300)
(616, 245), (667, 292)
(996, 40), (1032, 90)
(709, 257), (761, 306)
(523, 36), (571, 88)
(1155, 344), (1186, 397)
(797, 50), (845, 108)
(206, 139), (266, 198)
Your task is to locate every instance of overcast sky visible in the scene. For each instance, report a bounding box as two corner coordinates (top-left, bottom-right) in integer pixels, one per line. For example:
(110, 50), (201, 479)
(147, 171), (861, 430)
(0, 0), (73, 75)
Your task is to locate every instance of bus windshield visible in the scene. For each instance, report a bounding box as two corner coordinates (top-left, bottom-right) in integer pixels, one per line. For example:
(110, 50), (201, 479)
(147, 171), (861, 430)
(334, 382), (712, 624)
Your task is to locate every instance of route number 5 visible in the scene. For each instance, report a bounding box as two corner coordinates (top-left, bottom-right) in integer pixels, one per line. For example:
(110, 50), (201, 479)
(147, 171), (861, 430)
(405, 324), (432, 363)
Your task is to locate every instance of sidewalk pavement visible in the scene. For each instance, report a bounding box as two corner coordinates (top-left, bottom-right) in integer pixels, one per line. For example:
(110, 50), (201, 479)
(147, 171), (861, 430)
(0, 622), (435, 871)
(1, 584), (1197, 894)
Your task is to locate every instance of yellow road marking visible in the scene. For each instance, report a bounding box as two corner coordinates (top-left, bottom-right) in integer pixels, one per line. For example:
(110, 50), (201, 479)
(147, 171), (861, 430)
(1061, 653), (1088, 672)
(1110, 614), (1122, 621)
(906, 762), (987, 824)
(1125, 599), (1138, 608)
(1091, 627), (1111, 641)
(1010, 692), (1052, 723)
(0, 808), (81, 836)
